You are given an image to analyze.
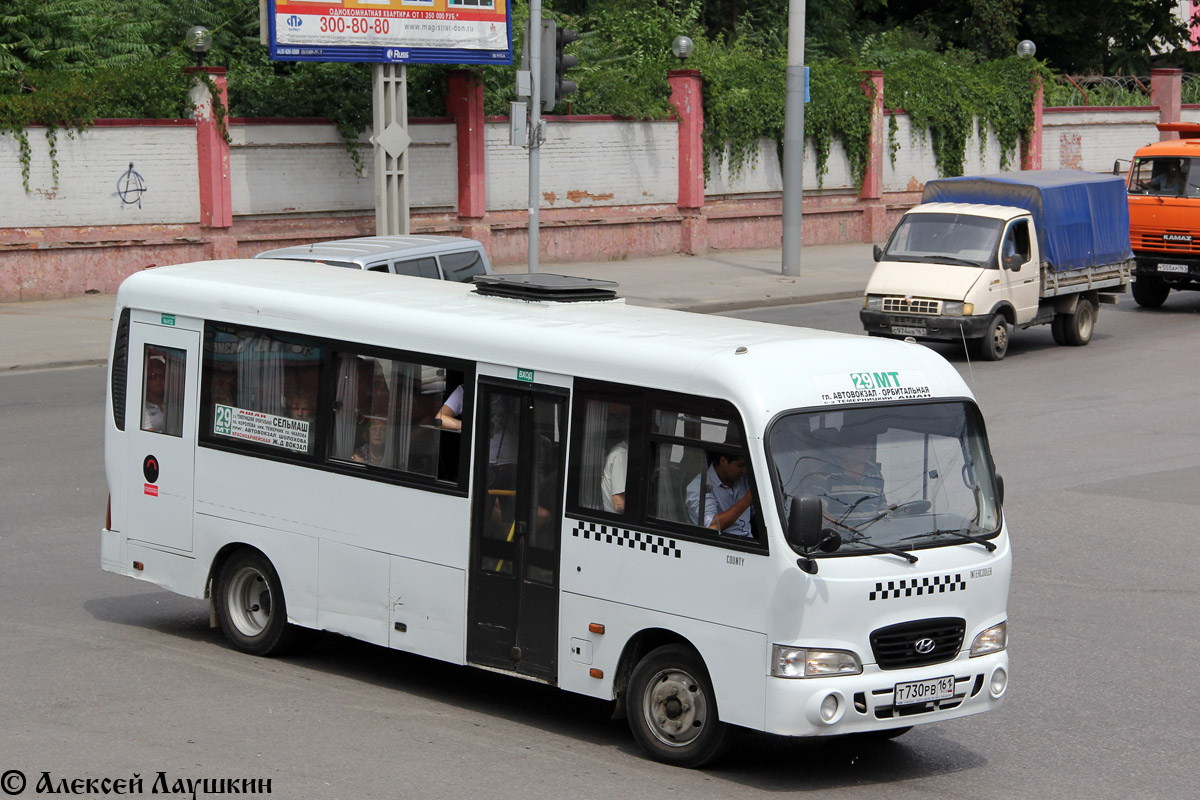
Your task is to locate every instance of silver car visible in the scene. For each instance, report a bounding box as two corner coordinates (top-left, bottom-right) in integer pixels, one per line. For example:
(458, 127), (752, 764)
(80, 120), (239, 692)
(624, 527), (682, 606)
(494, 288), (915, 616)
(255, 235), (493, 282)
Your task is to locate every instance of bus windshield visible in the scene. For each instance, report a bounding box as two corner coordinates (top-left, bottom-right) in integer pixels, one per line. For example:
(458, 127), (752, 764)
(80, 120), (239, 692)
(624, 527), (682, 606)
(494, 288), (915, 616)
(768, 402), (1000, 556)
(881, 213), (1004, 267)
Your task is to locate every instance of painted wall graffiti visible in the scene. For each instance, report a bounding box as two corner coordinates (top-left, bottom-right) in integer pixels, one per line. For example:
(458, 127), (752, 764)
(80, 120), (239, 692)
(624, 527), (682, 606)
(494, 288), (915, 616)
(117, 162), (147, 208)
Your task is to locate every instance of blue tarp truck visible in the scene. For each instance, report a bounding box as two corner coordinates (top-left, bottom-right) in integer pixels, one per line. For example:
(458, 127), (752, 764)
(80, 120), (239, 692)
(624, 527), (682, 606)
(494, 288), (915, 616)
(860, 170), (1133, 360)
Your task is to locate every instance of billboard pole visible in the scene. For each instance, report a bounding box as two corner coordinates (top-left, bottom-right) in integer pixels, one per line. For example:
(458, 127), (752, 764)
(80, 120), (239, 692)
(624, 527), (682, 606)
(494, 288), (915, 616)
(371, 63), (411, 236)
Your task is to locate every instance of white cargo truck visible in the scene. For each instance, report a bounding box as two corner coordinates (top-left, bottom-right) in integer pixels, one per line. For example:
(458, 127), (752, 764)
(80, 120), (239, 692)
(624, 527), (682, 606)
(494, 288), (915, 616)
(860, 170), (1133, 360)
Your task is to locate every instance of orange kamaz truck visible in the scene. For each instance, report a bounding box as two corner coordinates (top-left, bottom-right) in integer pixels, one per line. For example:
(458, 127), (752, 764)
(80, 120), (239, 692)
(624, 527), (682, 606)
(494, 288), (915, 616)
(1126, 122), (1200, 306)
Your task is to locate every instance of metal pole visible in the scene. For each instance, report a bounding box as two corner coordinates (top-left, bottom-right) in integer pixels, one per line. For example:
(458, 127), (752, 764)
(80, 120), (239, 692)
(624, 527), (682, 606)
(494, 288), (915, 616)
(528, 0), (542, 273)
(781, 0), (805, 276)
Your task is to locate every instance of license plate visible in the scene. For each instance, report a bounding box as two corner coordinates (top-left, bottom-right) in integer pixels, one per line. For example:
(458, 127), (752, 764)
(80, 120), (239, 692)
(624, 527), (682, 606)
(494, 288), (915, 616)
(891, 326), (927, 337)
(1158, 263), (1189, 273)
(894, 676), (956, 706)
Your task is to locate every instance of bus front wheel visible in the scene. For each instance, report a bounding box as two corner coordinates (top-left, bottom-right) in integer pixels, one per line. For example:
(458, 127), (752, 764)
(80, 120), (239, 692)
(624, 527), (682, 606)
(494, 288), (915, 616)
(626, 644), (729, 768)
(214, 549), (301, 656)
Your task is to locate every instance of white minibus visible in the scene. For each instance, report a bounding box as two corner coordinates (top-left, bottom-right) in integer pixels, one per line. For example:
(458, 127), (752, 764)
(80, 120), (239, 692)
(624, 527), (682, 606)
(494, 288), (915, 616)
(102, 260), (1010, 767)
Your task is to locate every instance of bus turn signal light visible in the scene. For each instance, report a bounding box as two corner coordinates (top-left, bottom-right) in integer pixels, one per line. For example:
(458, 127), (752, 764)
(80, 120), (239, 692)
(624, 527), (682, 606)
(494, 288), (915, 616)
(588, 623), (605, 634)
(589, 668), (603, 679)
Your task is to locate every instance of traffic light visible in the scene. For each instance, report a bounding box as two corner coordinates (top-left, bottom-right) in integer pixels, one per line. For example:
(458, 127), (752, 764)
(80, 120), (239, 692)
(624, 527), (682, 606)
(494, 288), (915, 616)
(540, 20), (579, 112)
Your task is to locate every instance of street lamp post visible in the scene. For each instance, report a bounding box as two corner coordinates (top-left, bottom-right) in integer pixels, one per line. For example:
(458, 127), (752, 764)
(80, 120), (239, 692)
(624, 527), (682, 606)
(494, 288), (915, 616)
(781, 0), (805, 276)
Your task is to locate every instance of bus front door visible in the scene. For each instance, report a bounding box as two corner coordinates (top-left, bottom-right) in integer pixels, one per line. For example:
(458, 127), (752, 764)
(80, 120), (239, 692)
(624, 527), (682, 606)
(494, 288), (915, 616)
(467, 383), (567, 682)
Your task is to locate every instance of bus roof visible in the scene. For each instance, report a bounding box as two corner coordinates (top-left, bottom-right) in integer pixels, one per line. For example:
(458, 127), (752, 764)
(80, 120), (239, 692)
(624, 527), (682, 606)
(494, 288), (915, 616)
(116, 260), (974, 425)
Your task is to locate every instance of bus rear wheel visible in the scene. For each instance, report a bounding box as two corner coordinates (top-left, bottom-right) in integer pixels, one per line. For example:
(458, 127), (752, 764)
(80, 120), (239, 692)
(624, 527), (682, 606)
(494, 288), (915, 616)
(626, 644), (729, 768)
(214, 549), (301, 656)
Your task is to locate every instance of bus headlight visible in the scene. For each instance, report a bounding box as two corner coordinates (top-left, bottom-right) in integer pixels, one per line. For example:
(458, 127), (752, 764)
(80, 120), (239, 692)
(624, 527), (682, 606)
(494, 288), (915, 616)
(864, 295), (883, 310)
(970, 621), (1008, 657)
(942, 301), (974, 316)
(772, 645), (862, 678)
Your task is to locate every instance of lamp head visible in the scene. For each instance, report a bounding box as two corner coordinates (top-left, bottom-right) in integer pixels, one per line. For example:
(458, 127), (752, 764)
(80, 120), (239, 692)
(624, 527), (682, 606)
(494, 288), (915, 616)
(186, 25), (213, 66)
(1017, 39), (1036, 59)
(671, 35), (693, 63)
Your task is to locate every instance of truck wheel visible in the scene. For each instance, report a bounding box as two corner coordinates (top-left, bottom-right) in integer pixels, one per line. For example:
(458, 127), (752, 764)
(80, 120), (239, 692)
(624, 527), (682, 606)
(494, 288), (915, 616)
(1063, 298), (1096, 346)
(1051, 315), (1068, 346)
(626, 644), (729, 767)
(977, 314), (1009, 361)
(1132, 278), (1170, 308)
(214, 549), (303, 656)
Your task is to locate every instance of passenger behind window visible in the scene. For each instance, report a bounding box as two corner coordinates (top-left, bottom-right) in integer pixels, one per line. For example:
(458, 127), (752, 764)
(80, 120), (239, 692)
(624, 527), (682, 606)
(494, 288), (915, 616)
(435, 385), (464, 431)
(602, 439), (628, 513)
(353, 415), (390, 466)
(142, 355), (168, 433)
(685, 450), (754, 537)
(287, 395), (314, 421)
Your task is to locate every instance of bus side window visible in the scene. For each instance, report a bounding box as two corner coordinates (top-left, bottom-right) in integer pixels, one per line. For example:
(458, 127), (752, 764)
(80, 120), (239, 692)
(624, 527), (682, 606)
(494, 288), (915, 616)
(201, 324), (322, 456)
(141, 345), (187, 437)
(329, 350), (464, 481)
(648, 407), (756, 539)
(577, 398), (631, 515)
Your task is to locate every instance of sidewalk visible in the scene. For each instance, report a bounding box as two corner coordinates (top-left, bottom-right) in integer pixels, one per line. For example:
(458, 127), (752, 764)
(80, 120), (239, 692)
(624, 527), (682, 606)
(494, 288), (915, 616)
(0, 243), (875, 372)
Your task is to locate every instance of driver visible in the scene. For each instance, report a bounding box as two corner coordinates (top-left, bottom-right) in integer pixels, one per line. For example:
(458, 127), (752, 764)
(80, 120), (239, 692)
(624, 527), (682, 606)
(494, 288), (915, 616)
(802, 429), (885, 516)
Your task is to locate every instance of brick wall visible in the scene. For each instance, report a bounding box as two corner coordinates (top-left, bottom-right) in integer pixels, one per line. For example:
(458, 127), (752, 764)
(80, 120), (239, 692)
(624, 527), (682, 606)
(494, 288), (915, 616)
(0, 122), (199, 227)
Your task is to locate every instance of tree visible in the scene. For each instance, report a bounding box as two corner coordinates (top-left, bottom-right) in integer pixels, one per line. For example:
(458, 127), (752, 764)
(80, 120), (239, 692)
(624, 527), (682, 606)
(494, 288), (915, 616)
(0, 0), (152, 73)
(1021, 0), (1191, 74)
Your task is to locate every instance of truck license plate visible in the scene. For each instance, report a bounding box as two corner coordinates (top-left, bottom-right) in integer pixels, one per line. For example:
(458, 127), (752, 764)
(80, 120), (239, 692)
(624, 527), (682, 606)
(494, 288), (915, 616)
(894, 676), (956, 706)
(1158, 263), (1189, 273)
(891, 326), (927, 337)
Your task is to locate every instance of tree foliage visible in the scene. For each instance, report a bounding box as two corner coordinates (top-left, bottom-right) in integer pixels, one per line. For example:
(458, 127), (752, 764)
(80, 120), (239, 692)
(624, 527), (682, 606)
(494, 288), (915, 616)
(0, 0), (153, 72)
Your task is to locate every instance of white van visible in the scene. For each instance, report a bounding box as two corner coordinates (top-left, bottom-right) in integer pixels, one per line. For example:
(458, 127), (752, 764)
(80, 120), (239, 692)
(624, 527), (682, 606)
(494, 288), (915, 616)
(256, 235), (493, 282)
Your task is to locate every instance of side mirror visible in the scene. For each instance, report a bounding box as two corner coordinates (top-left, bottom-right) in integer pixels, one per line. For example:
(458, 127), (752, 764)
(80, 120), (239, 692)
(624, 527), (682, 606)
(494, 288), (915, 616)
(1006, 255), (1022, 272)
(872, 244), (884, 262)
(995, 474), (1005, 506)
(1113, 159), (1120, 176)
(786, 495), (824, 551)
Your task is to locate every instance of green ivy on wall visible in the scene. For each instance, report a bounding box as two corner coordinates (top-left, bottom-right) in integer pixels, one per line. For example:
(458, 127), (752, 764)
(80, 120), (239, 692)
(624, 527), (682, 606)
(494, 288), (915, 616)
(0, 58), (190, 191)
(884, 54), (1047, 177)
(1, 33), (1049, 198)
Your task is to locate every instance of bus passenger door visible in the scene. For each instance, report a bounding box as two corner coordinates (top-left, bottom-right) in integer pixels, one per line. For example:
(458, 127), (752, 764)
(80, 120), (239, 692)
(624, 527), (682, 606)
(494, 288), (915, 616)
(125, 317), (200, 552)
(467, 382), (567, 682)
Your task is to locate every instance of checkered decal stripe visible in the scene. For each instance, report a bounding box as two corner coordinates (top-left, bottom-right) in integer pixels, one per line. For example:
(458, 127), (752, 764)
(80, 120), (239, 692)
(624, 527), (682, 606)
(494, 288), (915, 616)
(572, 522), (682, 559)
(869, 574), (966, 601)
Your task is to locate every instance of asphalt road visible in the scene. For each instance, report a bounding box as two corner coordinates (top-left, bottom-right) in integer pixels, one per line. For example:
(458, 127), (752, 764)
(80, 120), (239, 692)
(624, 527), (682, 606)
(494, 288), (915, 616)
(2, 291), (1198, 799)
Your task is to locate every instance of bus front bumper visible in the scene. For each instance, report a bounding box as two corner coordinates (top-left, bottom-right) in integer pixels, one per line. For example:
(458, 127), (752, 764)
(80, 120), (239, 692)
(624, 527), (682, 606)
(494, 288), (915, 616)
(762, 651), (1008, 737)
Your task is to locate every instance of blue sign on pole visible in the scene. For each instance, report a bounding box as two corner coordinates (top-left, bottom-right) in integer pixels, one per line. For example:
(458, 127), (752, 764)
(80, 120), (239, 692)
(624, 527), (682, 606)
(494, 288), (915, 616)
(805, 66), (810, 103)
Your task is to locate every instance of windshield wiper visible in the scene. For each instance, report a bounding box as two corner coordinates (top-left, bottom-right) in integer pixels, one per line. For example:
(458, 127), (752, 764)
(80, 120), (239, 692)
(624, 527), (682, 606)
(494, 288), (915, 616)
(902, 527), (997, 552)
(841, 532), (919, 564)
(920, 255), (982, 267)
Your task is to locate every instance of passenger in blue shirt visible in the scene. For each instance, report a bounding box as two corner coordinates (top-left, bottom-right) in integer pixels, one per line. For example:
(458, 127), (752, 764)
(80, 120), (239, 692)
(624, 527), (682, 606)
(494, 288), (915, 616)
(686, 451), (755, 537)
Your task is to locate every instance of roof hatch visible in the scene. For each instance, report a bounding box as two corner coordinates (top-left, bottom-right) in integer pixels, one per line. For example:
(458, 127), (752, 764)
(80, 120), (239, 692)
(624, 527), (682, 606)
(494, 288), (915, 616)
(472, 273), (619, 302)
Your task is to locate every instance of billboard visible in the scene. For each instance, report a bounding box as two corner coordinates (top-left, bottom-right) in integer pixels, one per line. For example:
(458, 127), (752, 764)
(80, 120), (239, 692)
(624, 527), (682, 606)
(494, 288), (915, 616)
(269, 0), (513, 65)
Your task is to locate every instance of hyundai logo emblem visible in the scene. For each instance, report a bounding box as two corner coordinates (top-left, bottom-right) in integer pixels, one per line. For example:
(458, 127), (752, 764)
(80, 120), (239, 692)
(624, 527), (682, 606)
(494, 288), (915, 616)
(914, 637), (936, 654)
